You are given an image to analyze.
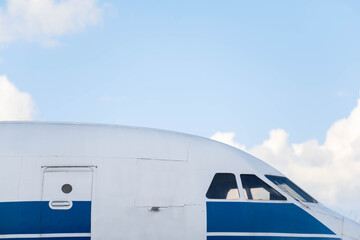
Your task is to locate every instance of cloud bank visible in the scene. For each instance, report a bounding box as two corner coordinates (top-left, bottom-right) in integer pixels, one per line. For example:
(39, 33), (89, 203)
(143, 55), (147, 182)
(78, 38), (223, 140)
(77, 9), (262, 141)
(211, 99), (360, 219)
(0, 0), (103, 45)
(211, 132), (246, 151)
(0, 75), (35, 120)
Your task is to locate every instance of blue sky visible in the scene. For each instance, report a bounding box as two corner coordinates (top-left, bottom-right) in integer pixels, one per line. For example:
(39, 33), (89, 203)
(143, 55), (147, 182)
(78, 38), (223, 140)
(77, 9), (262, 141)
(1, 0), (360, 217)
(1, 0), (359, 146)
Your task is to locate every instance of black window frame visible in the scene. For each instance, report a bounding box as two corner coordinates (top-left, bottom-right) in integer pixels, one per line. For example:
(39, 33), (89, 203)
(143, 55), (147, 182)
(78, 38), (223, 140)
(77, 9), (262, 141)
(206, 173), (240, 200)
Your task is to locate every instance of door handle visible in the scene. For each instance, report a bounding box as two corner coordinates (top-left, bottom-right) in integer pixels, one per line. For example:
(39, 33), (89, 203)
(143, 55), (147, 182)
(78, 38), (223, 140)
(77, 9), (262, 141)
(49, 200), (73, 210)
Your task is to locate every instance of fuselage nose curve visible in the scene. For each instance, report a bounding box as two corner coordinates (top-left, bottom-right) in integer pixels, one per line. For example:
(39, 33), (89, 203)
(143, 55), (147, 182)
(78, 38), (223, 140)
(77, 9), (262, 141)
(343, 217), (360, 240)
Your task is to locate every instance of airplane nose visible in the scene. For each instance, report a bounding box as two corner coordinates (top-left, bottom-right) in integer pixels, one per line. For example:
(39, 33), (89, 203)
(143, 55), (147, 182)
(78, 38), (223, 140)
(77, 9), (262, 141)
(343, 217), (360, 240)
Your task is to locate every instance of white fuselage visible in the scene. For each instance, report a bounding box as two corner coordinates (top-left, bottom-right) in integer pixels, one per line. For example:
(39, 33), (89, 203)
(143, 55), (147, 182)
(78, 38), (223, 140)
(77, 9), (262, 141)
(0, 122), (359, 240)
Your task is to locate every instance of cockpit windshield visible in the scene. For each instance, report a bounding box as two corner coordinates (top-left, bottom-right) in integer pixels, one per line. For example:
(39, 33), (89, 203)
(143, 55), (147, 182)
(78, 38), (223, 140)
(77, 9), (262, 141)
(266, 175), (317, 203)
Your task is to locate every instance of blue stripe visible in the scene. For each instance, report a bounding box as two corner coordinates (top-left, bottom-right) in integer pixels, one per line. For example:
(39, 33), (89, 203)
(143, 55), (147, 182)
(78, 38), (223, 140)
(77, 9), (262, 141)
(1, 201), (41, 235)
(0, 238), (90, 240)
(0, 201), (91, 235)
(207, 202), (335, 235)
(41, 201), (91, 234)
(208, 237), (341, 240)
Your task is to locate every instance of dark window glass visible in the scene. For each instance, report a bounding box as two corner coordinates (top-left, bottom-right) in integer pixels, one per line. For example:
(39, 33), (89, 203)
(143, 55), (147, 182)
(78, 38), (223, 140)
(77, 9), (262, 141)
(266, 175), (317, 203)
(240, 174), (286, 201)
(62, 184), (73, 194)
(206, 173), (240, 200)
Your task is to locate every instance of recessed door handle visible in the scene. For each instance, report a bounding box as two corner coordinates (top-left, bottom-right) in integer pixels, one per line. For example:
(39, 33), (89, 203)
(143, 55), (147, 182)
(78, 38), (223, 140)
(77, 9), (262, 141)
(49, 200), (72, 209)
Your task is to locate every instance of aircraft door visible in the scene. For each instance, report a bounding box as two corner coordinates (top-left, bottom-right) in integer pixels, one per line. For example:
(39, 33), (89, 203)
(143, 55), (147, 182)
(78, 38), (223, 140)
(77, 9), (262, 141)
(41, 167), (94, 239)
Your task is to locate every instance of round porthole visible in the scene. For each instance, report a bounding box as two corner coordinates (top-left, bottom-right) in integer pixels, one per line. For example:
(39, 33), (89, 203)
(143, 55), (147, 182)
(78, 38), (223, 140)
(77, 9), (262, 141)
(61, 184), (72, 194)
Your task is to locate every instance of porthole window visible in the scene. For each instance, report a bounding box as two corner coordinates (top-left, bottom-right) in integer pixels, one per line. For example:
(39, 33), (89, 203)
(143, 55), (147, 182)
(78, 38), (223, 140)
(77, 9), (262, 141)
(206, 173), (240, 200)
(61, 184), (73, 194)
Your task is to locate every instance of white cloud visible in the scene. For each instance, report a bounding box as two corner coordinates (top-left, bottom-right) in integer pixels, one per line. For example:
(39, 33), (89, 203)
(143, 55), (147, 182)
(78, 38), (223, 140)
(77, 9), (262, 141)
(0, 75), (35, 120)
(0, 0), (103, 45)
(211, 132), (246, 150)
(211, 99), (360, 219)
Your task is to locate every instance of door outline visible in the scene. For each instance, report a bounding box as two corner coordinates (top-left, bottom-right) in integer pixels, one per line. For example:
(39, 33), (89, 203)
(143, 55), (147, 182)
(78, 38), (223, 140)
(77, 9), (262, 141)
(40, 166), (96, 237)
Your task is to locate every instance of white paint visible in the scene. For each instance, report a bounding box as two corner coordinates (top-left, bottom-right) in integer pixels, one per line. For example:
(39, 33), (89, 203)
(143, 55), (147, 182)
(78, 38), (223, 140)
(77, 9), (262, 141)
(0, 122), (359, 239)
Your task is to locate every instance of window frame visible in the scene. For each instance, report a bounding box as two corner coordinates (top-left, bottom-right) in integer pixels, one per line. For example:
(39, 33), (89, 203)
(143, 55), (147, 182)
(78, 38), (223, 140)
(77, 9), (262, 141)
(265, 175), (318, 203)
(240, 174), (287, 202)
(206, 173), (240, 200)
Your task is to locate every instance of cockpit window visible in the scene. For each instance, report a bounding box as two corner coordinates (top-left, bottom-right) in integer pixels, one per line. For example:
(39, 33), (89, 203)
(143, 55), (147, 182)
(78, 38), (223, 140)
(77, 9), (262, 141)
(206, 173), (240, 200)
(266, 175), (317, 203)
(240, 174), (286, 201)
